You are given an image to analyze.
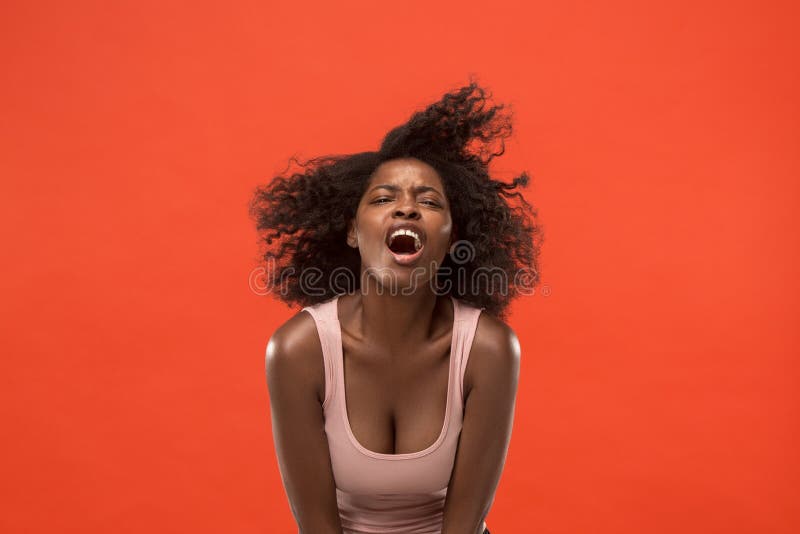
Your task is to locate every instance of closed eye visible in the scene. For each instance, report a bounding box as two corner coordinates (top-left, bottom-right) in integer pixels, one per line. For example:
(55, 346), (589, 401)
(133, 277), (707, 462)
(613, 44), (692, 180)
(371, 197), (441, 207)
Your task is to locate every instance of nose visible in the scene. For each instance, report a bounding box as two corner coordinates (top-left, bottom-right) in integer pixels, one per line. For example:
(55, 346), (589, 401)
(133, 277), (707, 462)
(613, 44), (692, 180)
(392, 205), (420, 219)
(392, 194), (420, 219)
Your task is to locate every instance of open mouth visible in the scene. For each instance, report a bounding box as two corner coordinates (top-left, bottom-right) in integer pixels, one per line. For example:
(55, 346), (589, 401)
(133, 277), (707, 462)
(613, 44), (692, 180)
(386, 227), (425, 265)
(388, 233), (420, 254)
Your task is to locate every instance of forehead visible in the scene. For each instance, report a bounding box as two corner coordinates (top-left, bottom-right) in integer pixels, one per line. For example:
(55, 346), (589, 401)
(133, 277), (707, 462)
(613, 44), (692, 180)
(367, 158), (445, 190)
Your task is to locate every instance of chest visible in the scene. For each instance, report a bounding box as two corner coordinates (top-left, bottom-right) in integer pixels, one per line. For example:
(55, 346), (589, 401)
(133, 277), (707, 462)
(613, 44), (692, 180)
(340, 333), (454, 456)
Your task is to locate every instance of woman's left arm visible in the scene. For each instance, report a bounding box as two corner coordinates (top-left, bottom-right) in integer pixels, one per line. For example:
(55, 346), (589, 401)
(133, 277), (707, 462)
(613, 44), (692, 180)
(441, 314), (521, 534)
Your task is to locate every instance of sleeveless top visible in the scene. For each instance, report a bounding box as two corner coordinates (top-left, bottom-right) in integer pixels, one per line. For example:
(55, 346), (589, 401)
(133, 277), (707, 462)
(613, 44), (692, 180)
(301, 294), (488, 534)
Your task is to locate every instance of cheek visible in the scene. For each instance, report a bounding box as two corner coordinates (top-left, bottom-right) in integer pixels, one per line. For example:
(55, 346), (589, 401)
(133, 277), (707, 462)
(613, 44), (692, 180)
(354, 211), (386, 252)
(437, 217), (453, 242)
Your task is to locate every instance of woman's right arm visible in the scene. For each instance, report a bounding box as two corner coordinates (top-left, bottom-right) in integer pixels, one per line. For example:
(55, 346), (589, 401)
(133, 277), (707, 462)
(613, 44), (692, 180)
(265, 312), (343, 534)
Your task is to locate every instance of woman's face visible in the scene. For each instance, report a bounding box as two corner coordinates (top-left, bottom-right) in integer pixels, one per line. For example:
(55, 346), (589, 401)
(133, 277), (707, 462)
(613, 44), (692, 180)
(347, 157), (454, 292)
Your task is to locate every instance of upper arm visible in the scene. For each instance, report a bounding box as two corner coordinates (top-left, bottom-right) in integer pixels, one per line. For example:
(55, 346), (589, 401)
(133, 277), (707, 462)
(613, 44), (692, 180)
(266, 312), (343, 534)
(441, 314), (521, 534)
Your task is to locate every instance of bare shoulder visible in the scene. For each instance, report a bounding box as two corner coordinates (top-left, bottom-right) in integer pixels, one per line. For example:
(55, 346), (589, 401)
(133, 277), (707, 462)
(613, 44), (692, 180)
(265, 309), (325, 405)
(464, 311), (521, 398)
(264, 309), (342, 531)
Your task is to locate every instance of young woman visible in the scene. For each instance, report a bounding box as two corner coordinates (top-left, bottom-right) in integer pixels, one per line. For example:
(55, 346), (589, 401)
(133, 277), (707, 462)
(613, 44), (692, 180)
(250, 81), (543, 533)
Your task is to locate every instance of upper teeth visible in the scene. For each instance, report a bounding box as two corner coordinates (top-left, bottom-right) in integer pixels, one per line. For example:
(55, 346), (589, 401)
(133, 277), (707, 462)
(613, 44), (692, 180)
(390, 229), (422, 251)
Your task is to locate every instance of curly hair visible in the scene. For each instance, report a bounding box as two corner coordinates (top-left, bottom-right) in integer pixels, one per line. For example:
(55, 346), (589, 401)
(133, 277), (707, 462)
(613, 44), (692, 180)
(248, 79), (544, 320)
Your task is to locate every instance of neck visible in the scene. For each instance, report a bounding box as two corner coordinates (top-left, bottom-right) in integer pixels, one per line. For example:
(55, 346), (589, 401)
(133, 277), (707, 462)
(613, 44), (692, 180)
(351, 277), (447, 351)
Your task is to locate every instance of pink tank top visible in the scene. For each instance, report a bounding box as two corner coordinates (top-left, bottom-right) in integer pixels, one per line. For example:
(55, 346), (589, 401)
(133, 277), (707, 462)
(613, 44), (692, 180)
(301, 294), (488, 534)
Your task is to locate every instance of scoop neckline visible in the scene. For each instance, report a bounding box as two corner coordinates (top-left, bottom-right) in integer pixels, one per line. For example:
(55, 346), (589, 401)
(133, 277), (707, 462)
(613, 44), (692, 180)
(331, 294), (460, 460)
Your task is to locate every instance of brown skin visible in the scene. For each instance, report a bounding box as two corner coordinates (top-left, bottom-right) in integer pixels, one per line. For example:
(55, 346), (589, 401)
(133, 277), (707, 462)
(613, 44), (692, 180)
(266, 158), (520, 534)
(346, 157), (454, 299)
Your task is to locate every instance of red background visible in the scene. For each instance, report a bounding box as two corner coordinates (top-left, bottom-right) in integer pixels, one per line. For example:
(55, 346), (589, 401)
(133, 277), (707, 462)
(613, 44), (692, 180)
(1, 1), (797, 532)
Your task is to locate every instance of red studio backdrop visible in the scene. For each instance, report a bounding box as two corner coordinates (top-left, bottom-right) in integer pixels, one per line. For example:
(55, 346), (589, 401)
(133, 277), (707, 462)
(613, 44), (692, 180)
(1, 1), (797, 533)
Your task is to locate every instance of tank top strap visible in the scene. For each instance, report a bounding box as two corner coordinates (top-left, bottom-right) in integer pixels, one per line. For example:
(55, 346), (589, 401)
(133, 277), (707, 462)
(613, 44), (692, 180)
(300, 296), (340, 410)
(451, 297), (485, 406)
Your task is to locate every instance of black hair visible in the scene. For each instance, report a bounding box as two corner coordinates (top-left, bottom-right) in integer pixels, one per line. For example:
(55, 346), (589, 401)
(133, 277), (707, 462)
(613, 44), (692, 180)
(249, 79), (544, 320)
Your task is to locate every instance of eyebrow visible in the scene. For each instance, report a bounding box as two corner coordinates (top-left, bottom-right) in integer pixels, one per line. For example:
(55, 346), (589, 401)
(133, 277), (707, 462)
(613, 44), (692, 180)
(368, 184), (443, 196)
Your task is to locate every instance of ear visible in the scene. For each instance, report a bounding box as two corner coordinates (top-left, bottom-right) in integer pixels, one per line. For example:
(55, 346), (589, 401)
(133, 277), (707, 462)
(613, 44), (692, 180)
(346, 219), (358, 248)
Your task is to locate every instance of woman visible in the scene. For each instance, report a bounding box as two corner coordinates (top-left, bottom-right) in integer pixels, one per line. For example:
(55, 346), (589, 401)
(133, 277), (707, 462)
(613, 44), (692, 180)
(250, 81), (543, 533)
